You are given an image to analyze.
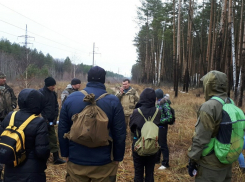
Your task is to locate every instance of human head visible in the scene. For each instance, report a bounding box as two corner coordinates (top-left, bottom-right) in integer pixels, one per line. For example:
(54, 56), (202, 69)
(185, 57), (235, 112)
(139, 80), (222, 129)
(71, 78), (81, 90)
(135, 88), (156, 108)
(155, 89), (164, 100)
(122, 79), (130, 90)
(0, 71), (6, 86)
(44, 77), (56, 91)
(87, 66), (106, 83)
(18, 89), (45, 115)
(200, 70), (227, 101)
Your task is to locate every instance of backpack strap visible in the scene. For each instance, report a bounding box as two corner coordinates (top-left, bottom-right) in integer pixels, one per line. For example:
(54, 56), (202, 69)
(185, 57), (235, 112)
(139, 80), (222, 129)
(9, 111), (37, 130)
(211, 96), (234, 106)
(81, 90), (88, 96)
(19, 115), (38, 131)
(9, 111), (17, 126)
(137, 108), (159, 123)
(137, 108), (147, 122)
(81, 90), (108, 101)
(96, 93), (109, 101)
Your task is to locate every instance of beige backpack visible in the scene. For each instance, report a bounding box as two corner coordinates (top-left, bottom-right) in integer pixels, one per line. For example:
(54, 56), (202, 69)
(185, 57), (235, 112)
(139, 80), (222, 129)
(64, 90), (112, 148)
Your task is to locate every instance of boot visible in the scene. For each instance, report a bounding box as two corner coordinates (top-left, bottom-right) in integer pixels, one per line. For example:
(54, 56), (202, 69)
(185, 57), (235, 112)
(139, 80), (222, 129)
(53, 152), (65, 165)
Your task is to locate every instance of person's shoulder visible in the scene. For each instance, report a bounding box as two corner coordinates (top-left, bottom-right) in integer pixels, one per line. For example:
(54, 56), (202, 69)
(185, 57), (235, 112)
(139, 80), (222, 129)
(200, 99), (221, 112)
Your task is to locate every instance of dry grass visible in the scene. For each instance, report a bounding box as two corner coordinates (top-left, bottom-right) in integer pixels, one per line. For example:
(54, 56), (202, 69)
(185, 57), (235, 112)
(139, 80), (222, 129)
(7, 81), (245, 181)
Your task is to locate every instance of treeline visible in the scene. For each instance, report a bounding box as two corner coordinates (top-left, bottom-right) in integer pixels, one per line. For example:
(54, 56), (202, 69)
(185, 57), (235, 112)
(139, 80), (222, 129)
(131, 0), (245, 104)
(0, 39), (123, 82)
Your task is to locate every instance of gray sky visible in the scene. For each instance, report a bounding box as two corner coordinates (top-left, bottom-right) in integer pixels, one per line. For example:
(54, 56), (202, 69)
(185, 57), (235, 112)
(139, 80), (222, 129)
(0, 0), (141, 77)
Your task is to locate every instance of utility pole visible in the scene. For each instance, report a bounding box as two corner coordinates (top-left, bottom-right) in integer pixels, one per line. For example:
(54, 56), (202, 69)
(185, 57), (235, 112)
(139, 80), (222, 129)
(18, 24), (34, 88)
(90, 42), (101, 66)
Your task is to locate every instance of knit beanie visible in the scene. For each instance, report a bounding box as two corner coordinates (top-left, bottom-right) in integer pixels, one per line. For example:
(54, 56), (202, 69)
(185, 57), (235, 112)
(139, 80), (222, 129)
(155, 89), (164, 99)
(71, 78), (81, 85)
(44, 77), (56, 87)
(0, 71), (6, 79)
(87, 66), (106, 83)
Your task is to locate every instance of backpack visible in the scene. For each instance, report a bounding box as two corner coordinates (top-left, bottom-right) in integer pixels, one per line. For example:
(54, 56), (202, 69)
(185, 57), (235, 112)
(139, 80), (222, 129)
(0, 111), (37, 167)
(202, 96), (245, 164)
(168, 106), (176, 125)
(134, 108), (160, 156)
(64, 90), (112, 148)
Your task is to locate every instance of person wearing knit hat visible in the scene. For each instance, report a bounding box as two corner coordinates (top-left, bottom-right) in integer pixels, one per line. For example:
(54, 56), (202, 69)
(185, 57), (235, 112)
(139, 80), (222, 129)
(59, 66), (126, 182)
(61, 78), (81, 104)
(0, 71), (17, 181)
(155, 88), (173, 171)
(39, 77), (65, 165)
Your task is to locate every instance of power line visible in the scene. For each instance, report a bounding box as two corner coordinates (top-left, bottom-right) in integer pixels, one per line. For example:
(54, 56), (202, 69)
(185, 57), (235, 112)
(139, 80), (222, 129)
(0, 30), (88, 56)
(0, 2), (82, 45)
(0, 19), (86, 53)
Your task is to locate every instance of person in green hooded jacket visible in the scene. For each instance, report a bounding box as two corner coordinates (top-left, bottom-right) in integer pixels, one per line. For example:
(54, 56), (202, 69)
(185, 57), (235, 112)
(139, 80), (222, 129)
(187, 70), (232, 182)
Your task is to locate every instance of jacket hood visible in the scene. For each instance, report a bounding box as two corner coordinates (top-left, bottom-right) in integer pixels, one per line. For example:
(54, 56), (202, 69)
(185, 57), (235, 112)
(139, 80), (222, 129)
(66, 84), (72, 89)
(201, 70), (227, 101)
(136, 88), (156, 108)
(18, 89), (45, 115)
(159, 95), (171, 105)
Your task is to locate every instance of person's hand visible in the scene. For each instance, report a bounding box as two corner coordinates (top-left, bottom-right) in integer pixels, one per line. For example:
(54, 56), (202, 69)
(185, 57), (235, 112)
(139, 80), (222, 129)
(66, 157), (69, 162)
(119, 87), (124, 95)
(187, 159), (198, 177)
(113, 161), (119, 165)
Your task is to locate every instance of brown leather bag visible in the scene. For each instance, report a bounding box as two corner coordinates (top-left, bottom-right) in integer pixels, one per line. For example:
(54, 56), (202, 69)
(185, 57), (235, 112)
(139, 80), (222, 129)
(64, 90), (112, 148)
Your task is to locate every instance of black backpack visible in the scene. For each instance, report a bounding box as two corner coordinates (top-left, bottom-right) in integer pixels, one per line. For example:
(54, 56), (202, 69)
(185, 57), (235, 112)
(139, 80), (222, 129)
(168, 106), (175, 125)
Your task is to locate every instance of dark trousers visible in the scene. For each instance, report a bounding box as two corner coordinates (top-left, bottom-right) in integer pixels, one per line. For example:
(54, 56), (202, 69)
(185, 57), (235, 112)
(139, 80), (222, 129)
(156, 126), (169, 166)
(48, 125), (58, 153)
(133, 150), (156, 182)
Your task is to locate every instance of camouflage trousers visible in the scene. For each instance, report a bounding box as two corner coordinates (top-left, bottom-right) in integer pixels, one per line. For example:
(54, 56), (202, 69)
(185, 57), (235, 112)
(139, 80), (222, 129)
(195, 165), (232, 182)
(66, 161), (119, 182)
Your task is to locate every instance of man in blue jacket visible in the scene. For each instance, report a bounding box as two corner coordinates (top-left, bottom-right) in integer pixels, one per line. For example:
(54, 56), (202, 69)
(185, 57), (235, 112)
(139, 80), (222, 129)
(58, 66), (126, 182)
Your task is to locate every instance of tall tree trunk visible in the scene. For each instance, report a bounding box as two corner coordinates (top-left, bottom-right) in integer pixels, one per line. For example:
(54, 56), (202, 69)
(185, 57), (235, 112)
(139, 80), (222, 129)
(176, 0), (181, 97)
(206, 0), (214, 72)
(228, 0), (237, 101)
(238, 21), (245, 107)
(173, 0), (177, 92)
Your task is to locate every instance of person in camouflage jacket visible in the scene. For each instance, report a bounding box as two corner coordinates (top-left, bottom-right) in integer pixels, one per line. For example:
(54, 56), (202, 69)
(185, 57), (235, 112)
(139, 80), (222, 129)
(0, 71), (17, 182)
(187, 70), (232, 182)
(155, 89), (173, 170)
(61, 78), (81, 105)
(115, 79), (139, 130)
(0, 71), (17, 122)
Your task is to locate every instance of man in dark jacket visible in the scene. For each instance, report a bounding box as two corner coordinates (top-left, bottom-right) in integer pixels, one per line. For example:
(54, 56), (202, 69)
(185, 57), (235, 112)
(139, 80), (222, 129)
(59, 66), (126, 182)
(130, 88), (161, 182)
(1, 89), (50, 182)
(39, 77), (65, 165)
(155, 89), (173, 170)
(188, 70), (232, 181)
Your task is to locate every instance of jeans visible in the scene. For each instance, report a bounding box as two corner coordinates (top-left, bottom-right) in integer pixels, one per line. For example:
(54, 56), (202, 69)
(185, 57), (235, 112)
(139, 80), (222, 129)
(238, 136), (245, 168)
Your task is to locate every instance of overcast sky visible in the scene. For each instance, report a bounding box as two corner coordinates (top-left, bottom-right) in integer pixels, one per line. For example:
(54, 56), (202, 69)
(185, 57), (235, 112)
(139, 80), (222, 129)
(0, 0), (142, 77)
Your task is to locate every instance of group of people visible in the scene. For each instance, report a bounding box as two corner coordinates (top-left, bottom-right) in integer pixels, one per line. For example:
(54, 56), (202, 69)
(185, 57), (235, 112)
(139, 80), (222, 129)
(0, 67), (244, 182)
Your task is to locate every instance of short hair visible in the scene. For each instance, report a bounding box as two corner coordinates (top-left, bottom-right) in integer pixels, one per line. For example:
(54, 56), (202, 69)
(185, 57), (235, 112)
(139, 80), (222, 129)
(123, 79), (130, 83)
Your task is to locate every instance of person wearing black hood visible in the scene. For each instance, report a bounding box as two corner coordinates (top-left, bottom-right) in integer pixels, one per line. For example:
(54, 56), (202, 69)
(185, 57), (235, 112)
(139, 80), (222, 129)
(129, 88), (161, 182)
(39, 77), (65, 165)
(0, 89), (50, 182)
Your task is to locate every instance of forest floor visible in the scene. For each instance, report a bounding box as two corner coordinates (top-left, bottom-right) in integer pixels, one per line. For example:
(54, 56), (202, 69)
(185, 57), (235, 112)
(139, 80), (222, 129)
(9, 81), (245, 182)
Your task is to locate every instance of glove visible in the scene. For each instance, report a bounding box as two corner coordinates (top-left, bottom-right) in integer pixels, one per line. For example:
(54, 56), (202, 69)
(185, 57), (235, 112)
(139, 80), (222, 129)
(187, 159), (198, 177)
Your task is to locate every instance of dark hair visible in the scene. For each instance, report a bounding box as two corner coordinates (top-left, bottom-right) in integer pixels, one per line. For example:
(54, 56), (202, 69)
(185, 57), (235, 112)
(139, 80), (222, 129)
(123, 79), (130, 83)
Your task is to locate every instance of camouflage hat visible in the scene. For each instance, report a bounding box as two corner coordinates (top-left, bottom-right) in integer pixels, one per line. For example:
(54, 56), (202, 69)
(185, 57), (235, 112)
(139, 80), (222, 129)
(0, 71), (6, 79)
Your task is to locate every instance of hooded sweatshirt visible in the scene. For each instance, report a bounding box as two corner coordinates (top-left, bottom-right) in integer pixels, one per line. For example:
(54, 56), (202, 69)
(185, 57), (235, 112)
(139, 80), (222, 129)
(188, 70), (231, 170)
(130, 88), (161, 139)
